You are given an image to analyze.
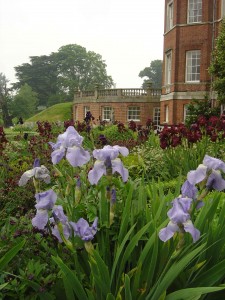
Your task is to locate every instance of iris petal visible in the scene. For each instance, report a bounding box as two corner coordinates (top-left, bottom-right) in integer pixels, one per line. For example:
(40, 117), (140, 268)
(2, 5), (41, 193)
(18, 169), (35, 186)
(32, 209), (49, 230)
(66, 146), (90, 167)
(183, 220), (200, 242)
(88, 161), (106, 185)
(203, 155), (225, 172)
(181, 180), (198, 199)
(112, 158), (128, 182)
(159, 221), (179, 242)
(187, 164), (207, 185)
(113, 145), (129, 157)
(51, 147), (66, 164)
(206, 170), (225, 191)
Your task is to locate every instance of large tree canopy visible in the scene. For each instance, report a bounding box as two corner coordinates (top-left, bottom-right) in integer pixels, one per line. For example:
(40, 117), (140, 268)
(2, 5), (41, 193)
(13, 44), (114, 106)
(209, 19), (225, 104)
(139, 60), (162, 89)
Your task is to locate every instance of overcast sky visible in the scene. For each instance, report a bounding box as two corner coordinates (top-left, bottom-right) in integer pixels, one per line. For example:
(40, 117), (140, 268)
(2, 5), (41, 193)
(0, 0), (165, 88)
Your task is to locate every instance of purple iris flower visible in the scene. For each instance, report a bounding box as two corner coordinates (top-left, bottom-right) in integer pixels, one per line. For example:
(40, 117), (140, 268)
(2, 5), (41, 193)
(159, 197), (200, 243)
(32, 189), (57, 230)
(49, 126), (90, 167)
(88, 145), (129, 185)
(187, 155), (225, 191)
(181, 180), (204, 209)
(70, 217), (98, 241)
(181, 180), (198, 199)
(50, 206), (71, 243)
(203, 155), (225, 172)
(206, 170), (225, 191)
(18, 158), (50, 186)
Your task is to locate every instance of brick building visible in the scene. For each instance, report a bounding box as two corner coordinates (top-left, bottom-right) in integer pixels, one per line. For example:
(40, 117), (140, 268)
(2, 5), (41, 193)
(72, 85), (161, 126)
(160, 0), (225, 125)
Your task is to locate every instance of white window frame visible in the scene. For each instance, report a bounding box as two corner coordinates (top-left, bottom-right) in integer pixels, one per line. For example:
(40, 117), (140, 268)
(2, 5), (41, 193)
(222, 0), (225, 18)
(102, 106), (112, 121)
(127, 106), (140, 121)
(166, 1), (174, 31)
(188, 0), (202, 23)
(183, 104), (191, 121)
(165, 51), (172, 85)
(165, 105), (169, 123)
(84, 106), (90, 118)
(153, 107), (160, 125)
(186, 50), (201, 82)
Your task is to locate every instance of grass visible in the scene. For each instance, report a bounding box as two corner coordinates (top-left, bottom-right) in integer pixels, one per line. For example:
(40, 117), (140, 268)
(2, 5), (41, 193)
(25, 102), (73, 122)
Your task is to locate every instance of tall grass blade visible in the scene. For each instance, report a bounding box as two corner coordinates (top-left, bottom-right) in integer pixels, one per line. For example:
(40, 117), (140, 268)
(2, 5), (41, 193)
(165, 286), (225, 300)
(0, 240), (25, 271)
(52, 256), (88, 300)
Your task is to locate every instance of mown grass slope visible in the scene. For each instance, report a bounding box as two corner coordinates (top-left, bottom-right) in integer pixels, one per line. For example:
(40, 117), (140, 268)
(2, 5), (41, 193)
(26, 102), (73, 122)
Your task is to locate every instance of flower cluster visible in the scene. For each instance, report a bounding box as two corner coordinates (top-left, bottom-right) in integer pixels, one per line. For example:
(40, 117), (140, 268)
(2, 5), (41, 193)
(159, 155), (225, 244)
(159, 114), (225, 149)
(64, 120), (75, 129)
(37, 121), (52, 138)
(18, 125), (129, 250)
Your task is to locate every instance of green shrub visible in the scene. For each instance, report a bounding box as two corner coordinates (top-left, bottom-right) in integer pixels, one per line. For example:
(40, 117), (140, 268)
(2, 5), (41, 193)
(92, 125), (136, 144)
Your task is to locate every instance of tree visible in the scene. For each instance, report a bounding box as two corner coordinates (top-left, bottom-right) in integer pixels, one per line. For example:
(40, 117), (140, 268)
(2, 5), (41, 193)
(14, 55), (59, 107)
(139, 60), (162, 89)
(0, 73), (13, 127)
(52, 44), (114, 100)
(209, 19), (225, 104)
(13, 44), (114, 105)
(11, 84), (38, 119)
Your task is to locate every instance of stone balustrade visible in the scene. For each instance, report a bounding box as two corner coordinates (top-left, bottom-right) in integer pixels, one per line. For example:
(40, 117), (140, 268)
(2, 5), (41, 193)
(74, 87), (161, 101)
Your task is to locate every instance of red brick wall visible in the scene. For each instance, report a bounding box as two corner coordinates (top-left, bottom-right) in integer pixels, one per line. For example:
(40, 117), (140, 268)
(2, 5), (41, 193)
(161, 0), (222, 125)
(73, 101), (159, 126)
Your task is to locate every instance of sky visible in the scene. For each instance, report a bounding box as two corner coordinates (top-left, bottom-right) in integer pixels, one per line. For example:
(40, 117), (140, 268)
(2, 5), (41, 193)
(0, 0), (165, 88)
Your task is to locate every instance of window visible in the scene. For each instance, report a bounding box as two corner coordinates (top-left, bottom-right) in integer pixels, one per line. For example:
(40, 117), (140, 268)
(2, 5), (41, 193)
(165, 51), (172, 86)
(102, 106), (112, 121)
(188, 0), (202, 23)
(222, 0), (225, 18)
(84, 106), (90, 118)
(153, 107), (160, 125)
(165, 105), (169, 123)
(183, 104), (191, 121)
(166, 1), (174, 31)
(186, 50), (201, 82)
(127, 107), (140, 121)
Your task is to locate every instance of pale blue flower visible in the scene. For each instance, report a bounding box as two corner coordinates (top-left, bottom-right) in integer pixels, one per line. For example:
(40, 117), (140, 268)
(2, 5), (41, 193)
(49, 126), (90, 167)
(167, 197), (192, 224)
(206, 170), (225, 191)
(70, 217), (98, 241)
(159, 196), (200, 243)
(32, 189), (57, 230)
(181, 180), (198, 199)
(18, 158), (50, 186)
(187, 155), (225, 191)
(159, 220), (200, 243)
(51, 206), (71, 243)
(88, 145), (129, 185)
(203, 155), (225, 172)
(187, 164), (207, 185)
